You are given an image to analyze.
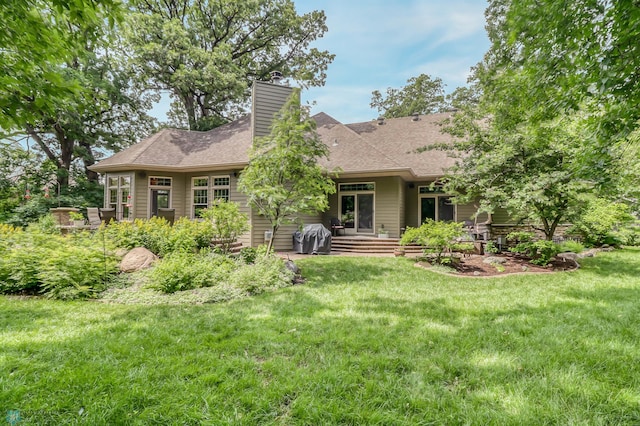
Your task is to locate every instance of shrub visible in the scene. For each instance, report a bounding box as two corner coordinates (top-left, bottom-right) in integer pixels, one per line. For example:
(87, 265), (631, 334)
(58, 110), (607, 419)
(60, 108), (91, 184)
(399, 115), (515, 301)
(102, 217), (216, 257)
(229, 254), (294, 295)
(558, 240), (585, 254)
(510, 239), (561, 266)
(400, 219), (465, 263)
(506, 231), (535, 244)
(200, 201), (250, 254)
(0, 230), (118, 298)
(147, 250), (237, 293)
(568, 198), (635, 247)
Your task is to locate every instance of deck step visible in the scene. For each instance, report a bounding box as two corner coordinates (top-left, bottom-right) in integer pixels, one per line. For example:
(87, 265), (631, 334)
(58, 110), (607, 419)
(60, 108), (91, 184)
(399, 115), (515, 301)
(330, 236), (422, 254)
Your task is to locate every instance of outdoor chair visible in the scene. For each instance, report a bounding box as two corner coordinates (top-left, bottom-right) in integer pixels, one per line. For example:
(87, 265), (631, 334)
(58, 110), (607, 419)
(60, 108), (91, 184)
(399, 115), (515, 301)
(87, 207), (102, 229)
(157, 208), (175, 225)
(99, 208), (116, 224)
(330, 217), (345, 236)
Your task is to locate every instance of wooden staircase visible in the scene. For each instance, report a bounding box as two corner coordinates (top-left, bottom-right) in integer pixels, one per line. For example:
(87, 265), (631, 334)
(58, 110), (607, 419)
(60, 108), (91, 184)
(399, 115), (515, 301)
(330, 236), (422, 254)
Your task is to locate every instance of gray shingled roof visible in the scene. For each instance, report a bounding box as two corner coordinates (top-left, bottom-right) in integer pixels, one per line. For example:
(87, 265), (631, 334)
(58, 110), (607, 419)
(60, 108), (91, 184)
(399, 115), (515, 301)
(91, 111), (457, 178)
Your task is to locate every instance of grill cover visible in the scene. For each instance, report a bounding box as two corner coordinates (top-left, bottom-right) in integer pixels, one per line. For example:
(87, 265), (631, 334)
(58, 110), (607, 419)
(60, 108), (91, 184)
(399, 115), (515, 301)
(292, 224), (332, 255)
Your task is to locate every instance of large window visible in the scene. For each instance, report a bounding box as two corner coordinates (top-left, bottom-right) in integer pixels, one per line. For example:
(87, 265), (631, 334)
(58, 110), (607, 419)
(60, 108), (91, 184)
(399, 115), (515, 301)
(190, 175), (230, 218)
(212, 176), (230, 202)
(418, 186), (454, 223)
(107, 174), (132, 220)
(338, 182), (375, 233)
(149, 176), (172, 217)
(192, 177), (209, 218)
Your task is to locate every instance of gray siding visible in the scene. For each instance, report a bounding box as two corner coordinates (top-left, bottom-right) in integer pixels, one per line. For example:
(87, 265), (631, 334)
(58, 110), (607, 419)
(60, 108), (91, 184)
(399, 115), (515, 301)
(251, 81), (295, 139)
(250, 211), (322, 251)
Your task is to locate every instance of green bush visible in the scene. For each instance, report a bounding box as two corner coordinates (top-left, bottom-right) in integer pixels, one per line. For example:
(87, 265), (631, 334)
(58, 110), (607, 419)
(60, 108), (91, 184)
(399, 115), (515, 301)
(558, 240), (585, 254)
(147, 251), (294, 296)
(568, 198), (635, 247)
(229, 255), (295, 295)
(506, 231), (535, 244)
(510, 239), (561, 266)
(400, 219), (465, 263)
(102, 217), (216, 257)
(147, 250), (237, 293)
(200, 201), (250, 254)
(0, 229), (118, 299)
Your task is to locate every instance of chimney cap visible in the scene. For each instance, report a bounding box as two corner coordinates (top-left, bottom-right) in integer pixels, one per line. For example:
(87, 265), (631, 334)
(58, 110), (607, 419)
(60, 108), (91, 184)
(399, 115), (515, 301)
(270, 71), (283, 83)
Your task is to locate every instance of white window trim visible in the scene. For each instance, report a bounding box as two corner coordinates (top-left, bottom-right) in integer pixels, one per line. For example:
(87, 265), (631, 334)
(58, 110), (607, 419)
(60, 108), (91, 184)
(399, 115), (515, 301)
(211, 175), (230, 202)
(148, 176), (173, 218)
(106, 173), (133, 221)
(191, 176), (209, 218)
(338, 182), (376, 234)
(417, 186), (456, 224)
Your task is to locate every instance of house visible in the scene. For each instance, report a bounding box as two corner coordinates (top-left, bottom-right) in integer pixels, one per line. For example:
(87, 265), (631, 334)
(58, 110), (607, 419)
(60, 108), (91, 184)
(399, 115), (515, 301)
(90, 80), (507, 251)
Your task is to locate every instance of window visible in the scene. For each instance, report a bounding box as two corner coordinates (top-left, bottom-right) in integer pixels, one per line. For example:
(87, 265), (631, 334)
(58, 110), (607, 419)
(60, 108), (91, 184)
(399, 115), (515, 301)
(192, 177), (209, 218)
(418, 186), (455, 223)
(107, 174), (132, 220)
(338, 182), (375, 233)
(149, 176), (172, 217)
(339, 183), (375, 192)
(212, 176), (230, 202)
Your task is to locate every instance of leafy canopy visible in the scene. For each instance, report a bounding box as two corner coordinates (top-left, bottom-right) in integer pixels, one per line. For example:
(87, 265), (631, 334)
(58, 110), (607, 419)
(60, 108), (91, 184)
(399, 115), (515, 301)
(125, 0), (334, 130)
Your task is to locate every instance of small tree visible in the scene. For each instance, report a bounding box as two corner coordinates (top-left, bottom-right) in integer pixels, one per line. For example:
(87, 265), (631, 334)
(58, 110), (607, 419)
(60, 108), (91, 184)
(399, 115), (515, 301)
(400, 219), (465, 264)
(201, 200), (249, 254)
(238, 90), (336, 252)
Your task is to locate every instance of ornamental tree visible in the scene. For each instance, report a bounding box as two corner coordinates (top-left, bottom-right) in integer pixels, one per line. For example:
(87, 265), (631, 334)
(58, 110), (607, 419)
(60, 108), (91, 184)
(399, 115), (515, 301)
(238, 90), (336, 252)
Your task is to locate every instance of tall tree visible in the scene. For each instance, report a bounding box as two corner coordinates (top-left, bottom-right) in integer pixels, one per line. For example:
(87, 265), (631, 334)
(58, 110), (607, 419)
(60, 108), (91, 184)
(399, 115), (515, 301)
(371, 74), (447, 118)
(125, 0), (334, 130)
(1, 0), (155, 189)
(437, 0), (640, 240)
(238, 90), (336, 252)
(0, 0), (122, 129)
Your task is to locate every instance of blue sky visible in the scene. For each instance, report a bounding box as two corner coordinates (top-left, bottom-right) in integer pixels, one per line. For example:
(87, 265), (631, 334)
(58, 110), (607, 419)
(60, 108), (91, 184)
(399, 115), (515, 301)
(151, 0), (490, 125)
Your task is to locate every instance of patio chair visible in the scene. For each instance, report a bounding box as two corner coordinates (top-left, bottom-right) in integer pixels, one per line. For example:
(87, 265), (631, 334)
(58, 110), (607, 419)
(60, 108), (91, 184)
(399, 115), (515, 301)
(330, 217), (345, 236)
(99, 208), (116, 224)
(157, 208), (175, 225)
(87, 207), (102, 229)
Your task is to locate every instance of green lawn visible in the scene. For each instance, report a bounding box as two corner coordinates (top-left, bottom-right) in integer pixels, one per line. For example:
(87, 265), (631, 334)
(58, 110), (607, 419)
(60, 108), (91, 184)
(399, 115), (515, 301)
(2, 249), (640, 425)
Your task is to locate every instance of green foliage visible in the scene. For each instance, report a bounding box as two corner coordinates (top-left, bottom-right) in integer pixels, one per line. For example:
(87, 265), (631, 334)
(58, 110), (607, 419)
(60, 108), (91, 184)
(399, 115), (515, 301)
(484, 241), (499, 254)
(228, 255), (295, 296)
(0, 229), (118, 298)
(506, 231), (535, 244)
(201, 201), (250, 254)
(558, 240), (585, 254)
(147, 250), (237, 293)
(148, 251), (293, 295)
(400, 219), (465, 263)
(238, 91), (337, 251)
(568, 198), (635, 247)
(125, 0), (334, 130)
(239, 247), (258, 264)
(510, 240), (560, 266)
(102, 217), (216, 257)
(371, 73), (447, 118)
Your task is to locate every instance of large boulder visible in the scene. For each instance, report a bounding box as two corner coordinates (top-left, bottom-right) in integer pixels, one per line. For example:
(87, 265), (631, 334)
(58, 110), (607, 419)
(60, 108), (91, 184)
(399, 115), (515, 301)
(120, 247), (158, 273)
(483, 256), (507, 265)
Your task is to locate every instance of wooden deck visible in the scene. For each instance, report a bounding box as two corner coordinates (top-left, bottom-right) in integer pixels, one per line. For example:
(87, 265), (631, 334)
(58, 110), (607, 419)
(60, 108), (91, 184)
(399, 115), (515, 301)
(330, 236), (422, 254)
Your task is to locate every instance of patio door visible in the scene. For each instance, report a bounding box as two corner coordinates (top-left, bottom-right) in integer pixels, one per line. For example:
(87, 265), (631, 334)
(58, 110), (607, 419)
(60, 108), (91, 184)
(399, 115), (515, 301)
(150, 189), (170, 217)
(340, 193), (374, 234)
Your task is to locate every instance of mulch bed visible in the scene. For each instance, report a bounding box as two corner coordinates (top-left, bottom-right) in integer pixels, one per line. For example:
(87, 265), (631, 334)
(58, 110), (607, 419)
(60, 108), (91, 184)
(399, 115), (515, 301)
(416, 252), (579, 277)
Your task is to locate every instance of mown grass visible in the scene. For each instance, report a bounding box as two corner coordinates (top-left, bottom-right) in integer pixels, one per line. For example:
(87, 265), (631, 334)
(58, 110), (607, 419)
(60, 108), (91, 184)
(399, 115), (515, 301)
(1, 248), (640, 424)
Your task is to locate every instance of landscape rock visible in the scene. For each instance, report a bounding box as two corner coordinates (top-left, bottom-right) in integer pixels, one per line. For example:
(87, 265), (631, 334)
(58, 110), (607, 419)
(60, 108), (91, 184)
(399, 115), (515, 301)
(557, 252), (579, 262)
(483, 256), (507, 265)
(119, 247), (158, 273)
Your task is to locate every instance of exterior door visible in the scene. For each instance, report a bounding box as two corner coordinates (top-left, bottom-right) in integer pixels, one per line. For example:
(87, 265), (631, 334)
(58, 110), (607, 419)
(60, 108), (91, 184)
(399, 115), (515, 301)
(420, 195), (454, 224)
(340, 193), (374, 234)
(150, 189), (170, 217)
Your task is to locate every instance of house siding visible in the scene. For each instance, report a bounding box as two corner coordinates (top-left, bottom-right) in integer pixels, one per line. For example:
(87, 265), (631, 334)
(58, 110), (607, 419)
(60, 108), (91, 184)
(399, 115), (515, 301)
(251, 81), (295, 139)
(250, 211), (322, 251)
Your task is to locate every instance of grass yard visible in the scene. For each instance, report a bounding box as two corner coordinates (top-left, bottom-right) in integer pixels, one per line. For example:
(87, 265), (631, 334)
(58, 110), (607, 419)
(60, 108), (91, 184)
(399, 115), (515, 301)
(2, 248), (640, 425)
